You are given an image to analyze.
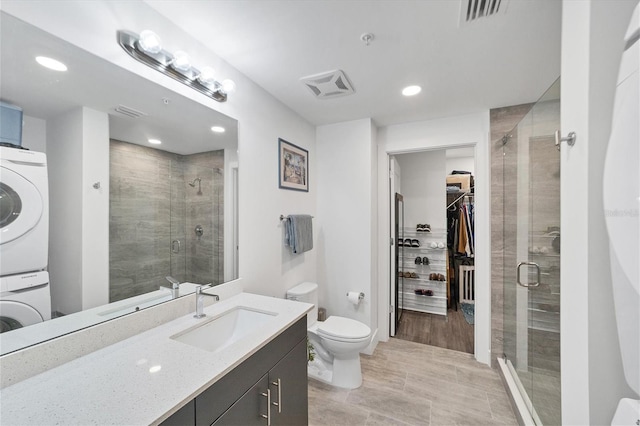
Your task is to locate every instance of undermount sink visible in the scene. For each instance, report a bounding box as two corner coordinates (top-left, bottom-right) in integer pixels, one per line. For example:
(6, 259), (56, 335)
(171, 307), (278, 353)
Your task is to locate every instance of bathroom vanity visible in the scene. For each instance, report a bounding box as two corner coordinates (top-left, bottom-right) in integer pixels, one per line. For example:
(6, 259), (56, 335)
(164, 318), (307, 425)
(0, 293), (312, 425)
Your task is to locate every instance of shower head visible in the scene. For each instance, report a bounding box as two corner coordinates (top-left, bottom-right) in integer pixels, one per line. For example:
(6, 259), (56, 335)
(188, 177), (201, 187)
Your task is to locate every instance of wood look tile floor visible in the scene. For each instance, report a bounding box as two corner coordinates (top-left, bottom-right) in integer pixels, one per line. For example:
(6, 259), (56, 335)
(308, 338), (517, 426)
(395, 309), (475, 354)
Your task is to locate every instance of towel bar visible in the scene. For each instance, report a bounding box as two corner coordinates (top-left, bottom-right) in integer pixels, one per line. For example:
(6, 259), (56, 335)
(280, 214), (314, 221)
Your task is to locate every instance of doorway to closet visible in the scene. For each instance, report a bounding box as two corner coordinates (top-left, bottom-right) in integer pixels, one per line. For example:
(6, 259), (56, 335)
(390, 147), (475, 354)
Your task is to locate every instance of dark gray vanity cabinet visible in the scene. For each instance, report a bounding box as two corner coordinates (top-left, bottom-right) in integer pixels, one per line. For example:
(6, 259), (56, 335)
(214, 339), (307, 426)
(160, 317), (308, 426)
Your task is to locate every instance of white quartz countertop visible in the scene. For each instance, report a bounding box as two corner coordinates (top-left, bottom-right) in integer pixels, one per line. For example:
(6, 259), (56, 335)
(0, 292), (312, 425)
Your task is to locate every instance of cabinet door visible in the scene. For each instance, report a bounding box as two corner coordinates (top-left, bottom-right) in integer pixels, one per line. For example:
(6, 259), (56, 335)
(160, 400), (195, 426)
(213, 374), (270, 426)
(269, 339), (308, 425)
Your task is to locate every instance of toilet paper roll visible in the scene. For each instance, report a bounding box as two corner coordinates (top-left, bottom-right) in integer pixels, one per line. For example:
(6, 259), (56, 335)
(347, 291), (362, 306)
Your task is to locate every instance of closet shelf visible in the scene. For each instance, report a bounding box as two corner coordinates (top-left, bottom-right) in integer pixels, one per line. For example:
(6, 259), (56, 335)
(402, 230), (447, 237)
(399, 246), (447, 251)
(396, 223), (448, 316)
(399, 277), (447, 284)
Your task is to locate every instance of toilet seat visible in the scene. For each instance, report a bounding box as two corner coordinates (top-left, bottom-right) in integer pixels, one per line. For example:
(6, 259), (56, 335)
(316, 316), (371, 342)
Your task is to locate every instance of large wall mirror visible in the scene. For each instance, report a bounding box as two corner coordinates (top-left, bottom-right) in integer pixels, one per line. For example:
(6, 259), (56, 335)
(0, 12), (239, 355)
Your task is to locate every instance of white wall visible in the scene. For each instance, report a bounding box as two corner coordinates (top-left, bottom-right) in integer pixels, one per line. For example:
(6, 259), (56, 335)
(81, 107), (109, 310)
(445, 157), (475, 176)
(376, 112), (491, 365)
(396, 151), (446, 232)
(561, 1), (639, 424)
(46, 107), (110, 314)
(21, 115), (46, 153)
(316, 119), (377, 343)
(47, 109), (83, 314)
(2, 1), (317, 302)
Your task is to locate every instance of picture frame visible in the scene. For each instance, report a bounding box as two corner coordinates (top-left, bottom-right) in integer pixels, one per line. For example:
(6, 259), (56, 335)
(278, 138), (309, 192)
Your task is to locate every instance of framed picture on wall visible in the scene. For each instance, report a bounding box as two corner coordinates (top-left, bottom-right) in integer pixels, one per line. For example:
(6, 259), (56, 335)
(278, 138), (309, 192)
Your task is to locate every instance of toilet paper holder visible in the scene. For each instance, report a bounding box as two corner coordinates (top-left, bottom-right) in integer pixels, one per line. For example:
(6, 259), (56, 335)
(347, 292), (365, 300)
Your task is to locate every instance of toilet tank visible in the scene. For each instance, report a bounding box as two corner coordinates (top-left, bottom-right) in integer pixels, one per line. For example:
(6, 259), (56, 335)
(286, 282), (318, 327)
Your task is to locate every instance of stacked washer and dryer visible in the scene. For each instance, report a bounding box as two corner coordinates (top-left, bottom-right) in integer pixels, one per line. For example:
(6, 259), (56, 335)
(0, 145), (52, 335)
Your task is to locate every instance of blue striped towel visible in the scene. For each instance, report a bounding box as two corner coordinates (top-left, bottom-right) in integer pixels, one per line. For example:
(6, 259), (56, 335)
(284, 215), (313, 254)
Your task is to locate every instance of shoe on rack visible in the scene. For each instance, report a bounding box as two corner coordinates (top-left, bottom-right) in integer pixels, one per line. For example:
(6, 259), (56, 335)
(404, 238), (412, 246)
(422, 257), (429, 265)
(411, 239), (421, 247)
(415, 256), (422, 265)
(416, 224), (423, 232)
(424, 224), (431, 232)
(425, 290), (434, 296)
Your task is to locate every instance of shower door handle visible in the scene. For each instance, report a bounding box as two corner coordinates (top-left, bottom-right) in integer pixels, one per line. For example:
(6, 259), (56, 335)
(517, 262), (541, 288)
(171, 239), (181, 254)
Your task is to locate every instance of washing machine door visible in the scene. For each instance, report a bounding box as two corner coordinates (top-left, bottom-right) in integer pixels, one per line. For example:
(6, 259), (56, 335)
(0, 166), (43, 244)
(0, 300), (44, 333)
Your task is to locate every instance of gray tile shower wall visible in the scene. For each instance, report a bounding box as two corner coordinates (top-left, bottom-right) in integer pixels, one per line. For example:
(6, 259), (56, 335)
(109, 140), (224, 302)
(183, 151), (225, 285)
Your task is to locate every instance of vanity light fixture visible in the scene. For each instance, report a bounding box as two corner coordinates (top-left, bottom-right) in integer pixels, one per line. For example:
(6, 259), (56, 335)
(117, 29), (235, 103)
(35, 56), (67, 72)
(402, 85), (422, 96)
(148, 138), (162, 145)
(210, 126), (225, 133)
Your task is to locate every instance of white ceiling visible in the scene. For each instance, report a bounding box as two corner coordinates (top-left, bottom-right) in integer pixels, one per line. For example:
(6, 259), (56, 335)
(146, 0), (562, 127)
(0, 12), (237, 155)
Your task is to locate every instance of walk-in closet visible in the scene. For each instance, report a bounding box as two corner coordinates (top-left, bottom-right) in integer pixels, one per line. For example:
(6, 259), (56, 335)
(390, 148), (475, 354)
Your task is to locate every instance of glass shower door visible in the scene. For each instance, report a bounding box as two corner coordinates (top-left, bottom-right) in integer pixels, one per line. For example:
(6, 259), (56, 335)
(503, 78), (561, 425)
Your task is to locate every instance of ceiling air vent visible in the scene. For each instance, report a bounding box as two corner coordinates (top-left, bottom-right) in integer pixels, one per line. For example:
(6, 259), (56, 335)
(460, 0), (508, 24)
(114, 104), (148, 119)
(300, 70), (355, 99)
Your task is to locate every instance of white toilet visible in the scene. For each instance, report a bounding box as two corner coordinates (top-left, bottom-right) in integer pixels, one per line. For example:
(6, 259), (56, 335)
(286, 282), (371, 389)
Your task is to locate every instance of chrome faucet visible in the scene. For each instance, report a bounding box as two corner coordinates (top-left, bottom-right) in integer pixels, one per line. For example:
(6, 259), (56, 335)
(194, 284), (219, 318)
(161, 276), (180, 298)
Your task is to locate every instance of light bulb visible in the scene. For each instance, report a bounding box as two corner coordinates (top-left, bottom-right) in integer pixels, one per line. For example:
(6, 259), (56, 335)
(221, 79), (236, 94)
(138, 30), (162, 54)
(197, 67), (216, 84)
(210, 126), (225, 133)
(171, 51), (191, 71)
(148, 139), (162, 145)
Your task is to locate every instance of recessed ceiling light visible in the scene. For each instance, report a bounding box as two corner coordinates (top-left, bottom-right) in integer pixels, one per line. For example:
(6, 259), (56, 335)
(35, 56), (67, 72)
(211, 126), (225, 133)
(148, 139), (162, 145)
(402, 85), (422, 96)
(148, 365), (162, 373)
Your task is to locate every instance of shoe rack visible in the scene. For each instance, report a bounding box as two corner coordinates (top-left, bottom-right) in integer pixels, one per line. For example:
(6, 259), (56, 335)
(398, 227), (448, 316)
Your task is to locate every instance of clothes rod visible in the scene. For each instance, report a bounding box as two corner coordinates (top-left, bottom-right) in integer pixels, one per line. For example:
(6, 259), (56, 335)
(280, 214), (315, 221)
(446, 191), (474, 209)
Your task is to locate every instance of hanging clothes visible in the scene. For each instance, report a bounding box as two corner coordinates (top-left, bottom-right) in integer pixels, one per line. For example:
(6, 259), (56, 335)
(455, 198), (475, 257)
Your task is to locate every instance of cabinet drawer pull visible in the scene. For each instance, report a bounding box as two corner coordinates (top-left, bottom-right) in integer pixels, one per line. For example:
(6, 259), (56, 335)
(260, 390), (271, 425)
(271, 378), (282, 413)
